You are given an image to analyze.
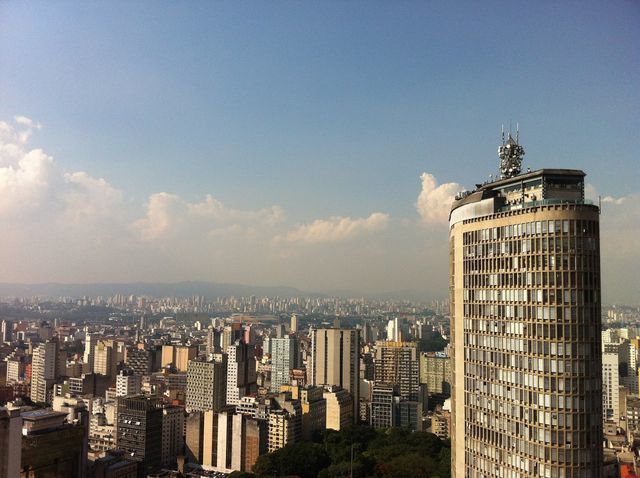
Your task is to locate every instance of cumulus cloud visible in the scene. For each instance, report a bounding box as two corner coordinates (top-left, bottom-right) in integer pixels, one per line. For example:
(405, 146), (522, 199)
(63, 172), (124, 223)
(415, 172), (461, 224)
(133, 192), (284, 241)
(585, 183), (626, 205)
(274, 212), (389, 245)
(0, 117), (122, 223)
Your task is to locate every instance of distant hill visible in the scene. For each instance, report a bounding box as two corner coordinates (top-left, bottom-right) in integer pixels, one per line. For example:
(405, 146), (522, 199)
(0, 281), (312, 299)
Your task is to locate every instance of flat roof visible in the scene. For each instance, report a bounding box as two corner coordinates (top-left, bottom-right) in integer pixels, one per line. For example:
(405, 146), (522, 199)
(478, 168), (585, 191)
(21, 409), (67, 421)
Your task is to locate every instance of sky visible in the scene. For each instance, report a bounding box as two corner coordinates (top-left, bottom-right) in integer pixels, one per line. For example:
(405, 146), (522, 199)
(0, 1), (638, 303)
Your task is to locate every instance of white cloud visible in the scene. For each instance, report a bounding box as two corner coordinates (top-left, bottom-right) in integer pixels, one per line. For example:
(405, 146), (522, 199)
(133, 192), (284, 241)
(63, 171), (123, 224)
(274, 212), (389, 245)
(0, 117), (121, 223)
(1, 115), (638, 302)
(415, 172), (461, 224)
(585, 183), (626, 205)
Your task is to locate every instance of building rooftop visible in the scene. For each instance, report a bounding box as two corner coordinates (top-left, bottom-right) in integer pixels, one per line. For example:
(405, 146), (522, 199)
(449, 165), (594, 225)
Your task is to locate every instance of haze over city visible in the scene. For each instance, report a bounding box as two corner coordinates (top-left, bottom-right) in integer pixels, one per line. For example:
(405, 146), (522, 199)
(1, 1), (638, 303)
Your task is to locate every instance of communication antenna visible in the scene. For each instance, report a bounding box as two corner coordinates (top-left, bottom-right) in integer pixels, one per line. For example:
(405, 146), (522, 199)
(501, 124), (505, 144)
(498, 122), (525, 179)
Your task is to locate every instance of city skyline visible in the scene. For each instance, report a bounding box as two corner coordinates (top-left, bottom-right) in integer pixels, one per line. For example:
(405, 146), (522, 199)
(1, 2), (638, 303)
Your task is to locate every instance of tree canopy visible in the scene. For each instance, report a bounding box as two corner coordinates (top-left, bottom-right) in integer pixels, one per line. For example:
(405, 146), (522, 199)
(248, 426), (450, 478)
(417, 330), (448, 353)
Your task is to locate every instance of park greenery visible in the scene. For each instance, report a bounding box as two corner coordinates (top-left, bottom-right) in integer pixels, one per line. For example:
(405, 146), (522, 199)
(229, 426), (450, 478)
(417, 330), (448, 353)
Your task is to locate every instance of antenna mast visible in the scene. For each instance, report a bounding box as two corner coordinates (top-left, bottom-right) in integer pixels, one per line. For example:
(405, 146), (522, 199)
(498, 123), (525, 179)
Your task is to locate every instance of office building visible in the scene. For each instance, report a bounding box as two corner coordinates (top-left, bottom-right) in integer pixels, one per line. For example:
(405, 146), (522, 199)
(185, 411), (205, 466)
(206, 327), (220, 355)
(186, 355), (227, 412)
(310, 328), (360, 419)
(20, 407), (89, 478)
(449, 135), (603, 476)
(0, 406), (21, 478)
(92, 450), (138, 478)
(116, 395), (163, 477)
(161, 405), (185, 467)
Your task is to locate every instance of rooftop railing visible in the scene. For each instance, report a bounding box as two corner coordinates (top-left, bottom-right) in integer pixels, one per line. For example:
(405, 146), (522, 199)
(499, 198), (595, 212)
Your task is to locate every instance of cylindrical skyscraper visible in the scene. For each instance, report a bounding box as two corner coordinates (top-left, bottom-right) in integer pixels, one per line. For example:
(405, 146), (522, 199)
(449, 134), (602, 477)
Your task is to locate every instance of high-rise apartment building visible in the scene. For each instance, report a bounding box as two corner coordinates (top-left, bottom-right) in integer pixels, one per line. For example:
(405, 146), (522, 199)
(226, 340), (257, 406)
(161, 405), (185, 467)
(374, 341), (420, 401)
(186, 354), (227, 412)
(449, 135), (603, 476)
(31, 339), (63, 404)
(602, 344), (622, 426)
(1, 320), (13, 344)
(370, 383), (396, 429)
(310, 328), (360, 419)
(115, 369), (142, 397)
(94, 340), (115, 378)
(419, 352), (452, 395)
(280, 384), (326, 440)
(83, 332), (99, 373)
(126, 347), (153, 376)
(270, 336), (299, 393)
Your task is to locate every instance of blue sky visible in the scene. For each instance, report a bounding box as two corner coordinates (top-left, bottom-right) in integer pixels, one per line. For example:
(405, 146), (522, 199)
(0, 1), (638, 301)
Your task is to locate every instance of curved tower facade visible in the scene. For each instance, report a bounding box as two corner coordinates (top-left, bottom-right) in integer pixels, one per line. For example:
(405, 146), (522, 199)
(449, 136), (603, 477)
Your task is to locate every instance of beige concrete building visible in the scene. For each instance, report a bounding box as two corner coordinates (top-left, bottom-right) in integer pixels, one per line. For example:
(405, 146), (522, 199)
(430, 410), (451, 439)
(310, 328), (360, 419)
(94, 340), (116, 378)
(267, 408), (301, 453)
(30, 339), (63, 404)
(323, 385), (352, 431)
(449, 137), (602, 477)
(419, 352), (451, 395)
(175, 346), (198, 373)
(186, 355), (227, 412)
(280, 384), (326, 440)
